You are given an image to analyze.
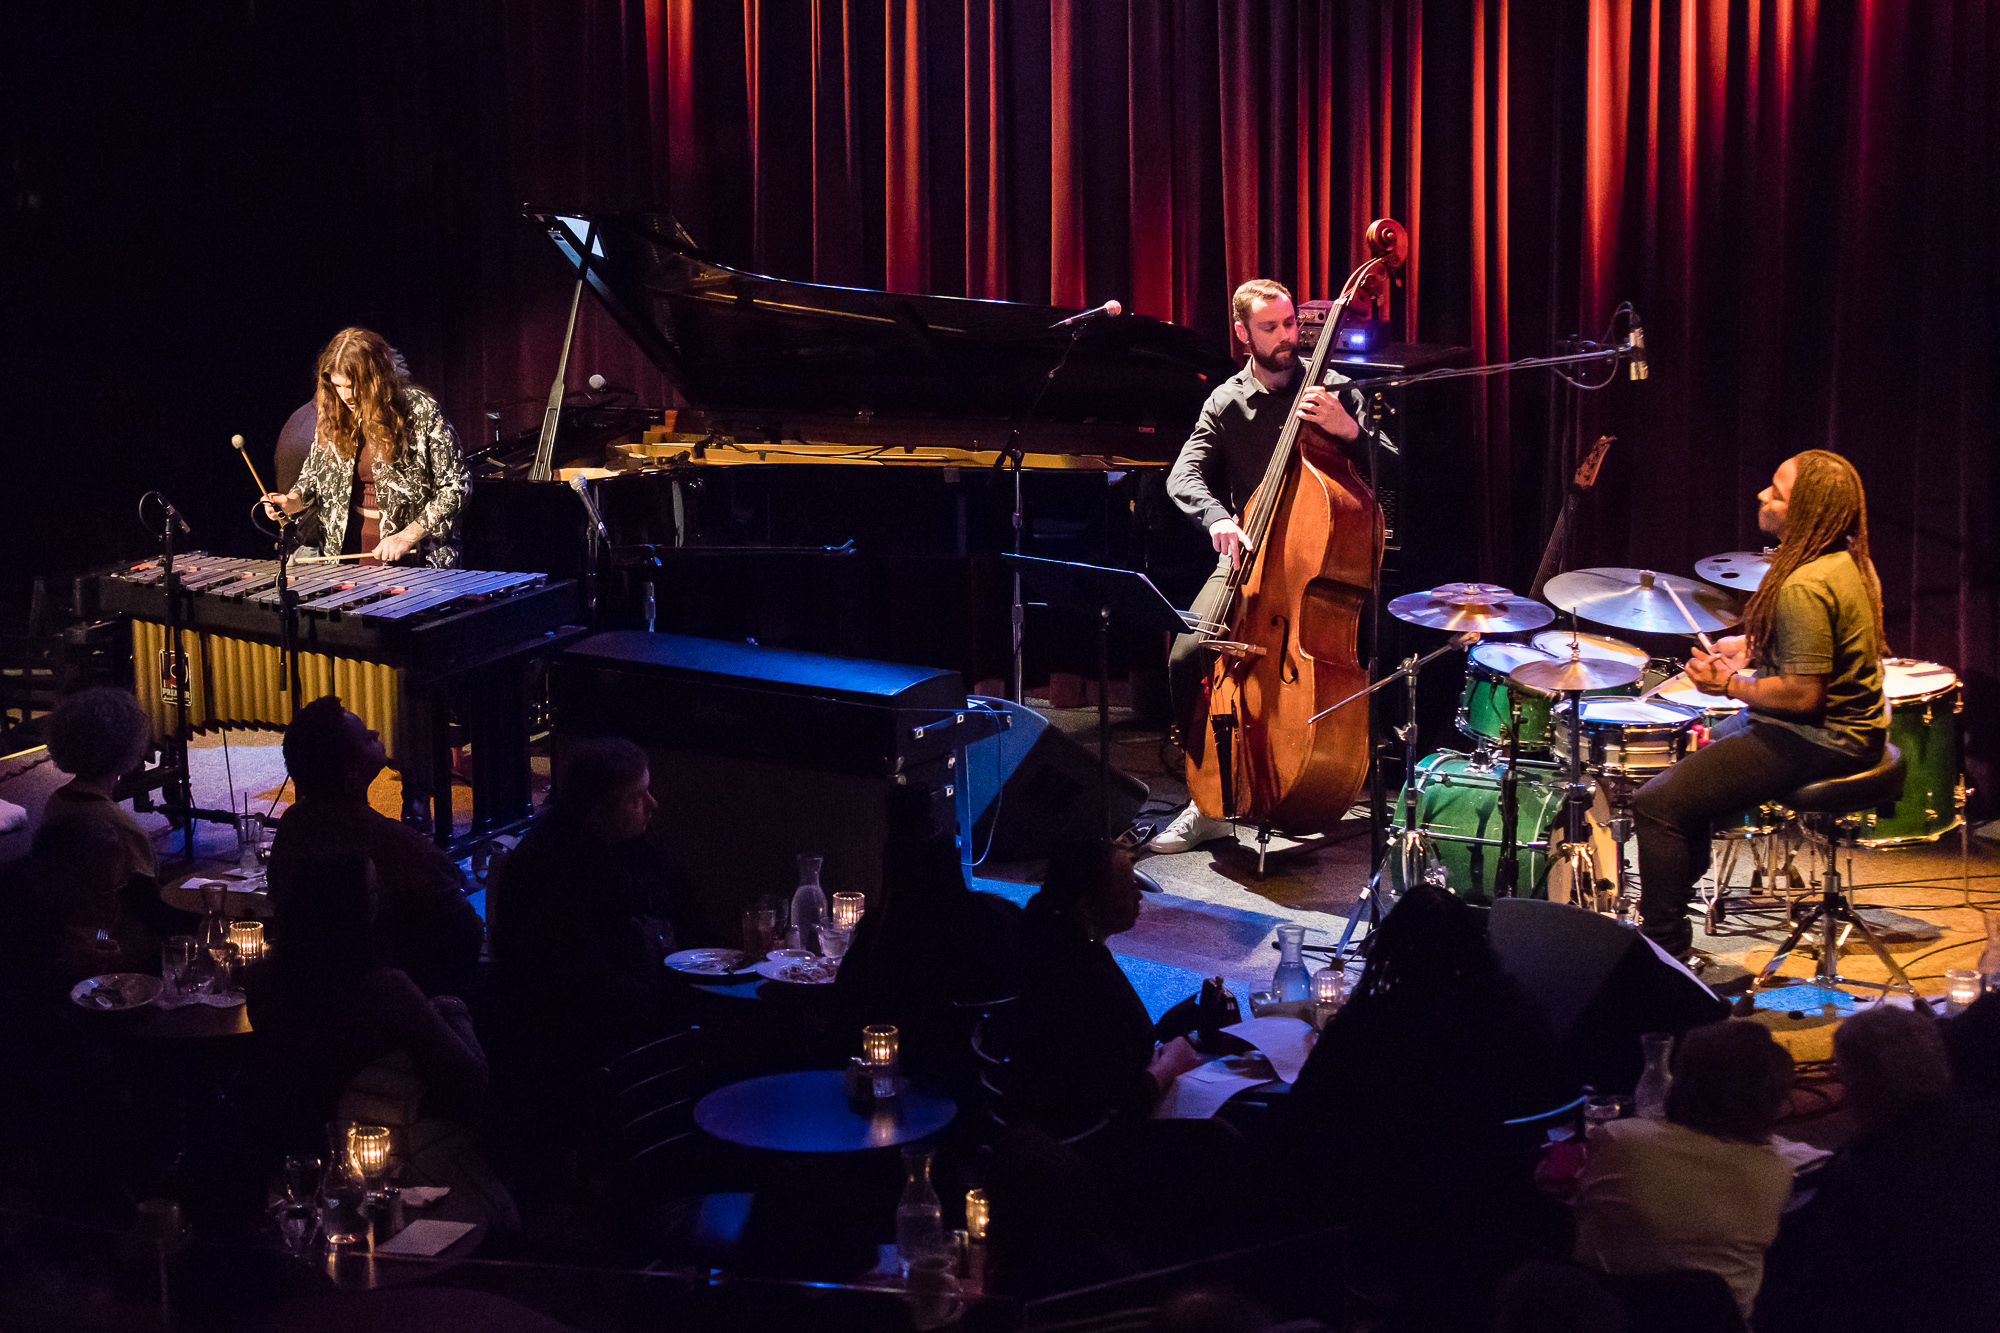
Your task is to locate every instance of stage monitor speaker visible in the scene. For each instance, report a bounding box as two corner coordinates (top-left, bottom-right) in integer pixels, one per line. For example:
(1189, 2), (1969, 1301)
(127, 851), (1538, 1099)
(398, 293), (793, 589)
(1488, 898), (1729, 1093)
(957, 696), (1149, 862)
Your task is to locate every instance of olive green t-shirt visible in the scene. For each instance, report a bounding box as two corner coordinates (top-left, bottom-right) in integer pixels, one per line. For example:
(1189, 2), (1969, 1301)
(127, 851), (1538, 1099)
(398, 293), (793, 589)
(1752, 550), (1887, 756)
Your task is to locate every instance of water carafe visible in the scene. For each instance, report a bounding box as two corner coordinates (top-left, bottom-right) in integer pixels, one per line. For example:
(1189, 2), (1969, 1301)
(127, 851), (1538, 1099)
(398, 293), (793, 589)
(895, 1145), (946, 1274)
(1271, 924), (1310, 1003)
(790, 854), (828, 953)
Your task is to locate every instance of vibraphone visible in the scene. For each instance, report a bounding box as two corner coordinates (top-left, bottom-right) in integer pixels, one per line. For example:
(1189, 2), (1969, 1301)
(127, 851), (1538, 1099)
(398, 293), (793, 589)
(91, 554), (583, 846)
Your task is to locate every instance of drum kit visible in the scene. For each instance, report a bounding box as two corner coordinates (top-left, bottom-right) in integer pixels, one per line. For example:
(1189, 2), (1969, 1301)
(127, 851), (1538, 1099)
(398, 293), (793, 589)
(1384, 552), (1967, 929)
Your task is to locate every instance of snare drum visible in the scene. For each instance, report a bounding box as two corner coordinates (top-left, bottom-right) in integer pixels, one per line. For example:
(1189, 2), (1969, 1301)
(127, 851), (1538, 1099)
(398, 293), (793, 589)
(1852, 659), (1963, 845)
(1552, 697), (1698, 781)
(1656, 676), (1743, 734)
(1457, 643), (1559, 752)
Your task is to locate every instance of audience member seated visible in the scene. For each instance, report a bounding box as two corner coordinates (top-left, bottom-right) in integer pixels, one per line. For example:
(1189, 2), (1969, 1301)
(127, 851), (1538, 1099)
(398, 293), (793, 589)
(1942, 987), (2000, 1103)
(488, 737), (681, 1071)
(243, 849), (510, 1223)
(1572, 1019), (1792, 1321)
(267, 696), (482, 996)
(24, 817), (168, 989)
(1004, 838), (1252, 1270)
(1280, 883), (1574, 1328)
(1009, 838), (1203, 1134)
(834, 788), (1023, 1087)
(1756, 1005), (2000, 1333)
(39, 685), (159, 887)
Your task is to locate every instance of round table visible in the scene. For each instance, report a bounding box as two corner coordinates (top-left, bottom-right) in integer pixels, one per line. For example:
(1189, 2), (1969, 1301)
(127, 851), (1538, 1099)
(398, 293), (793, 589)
(694, 1070), (956, 1152)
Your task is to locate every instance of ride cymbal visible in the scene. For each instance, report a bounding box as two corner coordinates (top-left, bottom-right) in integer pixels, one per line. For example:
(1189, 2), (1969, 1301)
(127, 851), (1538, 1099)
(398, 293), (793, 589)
(1694, 551), (1773, 593)
(1542, 567), (1740, 636)
(1510, 655), (1644, 693)
(1387, 584), (1555, 633)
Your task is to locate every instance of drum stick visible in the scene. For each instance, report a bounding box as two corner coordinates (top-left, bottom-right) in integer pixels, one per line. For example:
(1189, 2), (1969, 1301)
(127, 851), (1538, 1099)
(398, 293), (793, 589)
(294, 552), (375, 564)
(1661, 581), (1715, 653)
(231, 434), (272, 496)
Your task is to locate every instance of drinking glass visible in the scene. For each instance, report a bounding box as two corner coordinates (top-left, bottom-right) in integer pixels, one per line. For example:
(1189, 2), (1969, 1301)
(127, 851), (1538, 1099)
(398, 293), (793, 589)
(818, 922), (854, 962)
(282, 1155), (323, 1206)
(162, 936), (199, 1003)
(318, 1169), (369, 1246)
(741, 905), (779, 960)
(1584, 1095), (1624, 1131)
(275, 1202), (317, 1257)
(204, 941), (241, 997)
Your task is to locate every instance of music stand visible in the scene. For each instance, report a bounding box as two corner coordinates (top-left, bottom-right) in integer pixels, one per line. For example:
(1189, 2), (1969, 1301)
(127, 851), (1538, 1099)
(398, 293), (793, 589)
(1004, 555), (1195, 835)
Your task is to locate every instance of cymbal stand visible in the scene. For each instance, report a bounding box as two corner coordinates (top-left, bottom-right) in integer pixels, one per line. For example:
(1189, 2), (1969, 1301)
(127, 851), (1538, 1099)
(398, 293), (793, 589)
(1494, 697), (1524, 897)
(1328, 633), (1477, 959)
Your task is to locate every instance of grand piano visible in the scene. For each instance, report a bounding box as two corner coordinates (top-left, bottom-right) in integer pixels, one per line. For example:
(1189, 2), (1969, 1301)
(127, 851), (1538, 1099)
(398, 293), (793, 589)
(464, 209), (1235, 687)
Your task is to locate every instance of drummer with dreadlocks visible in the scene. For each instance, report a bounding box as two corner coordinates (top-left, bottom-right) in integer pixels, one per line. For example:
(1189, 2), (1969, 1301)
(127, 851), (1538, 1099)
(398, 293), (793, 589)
(1632, 450), (1888, 960)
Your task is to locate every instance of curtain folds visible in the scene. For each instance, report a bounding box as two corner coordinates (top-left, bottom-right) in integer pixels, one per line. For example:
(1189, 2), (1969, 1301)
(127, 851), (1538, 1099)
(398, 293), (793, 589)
(350, 0), (1993, 709)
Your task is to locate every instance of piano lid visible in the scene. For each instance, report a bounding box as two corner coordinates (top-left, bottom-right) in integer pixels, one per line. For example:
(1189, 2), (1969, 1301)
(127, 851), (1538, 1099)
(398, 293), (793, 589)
(525, 209), (1236, 449)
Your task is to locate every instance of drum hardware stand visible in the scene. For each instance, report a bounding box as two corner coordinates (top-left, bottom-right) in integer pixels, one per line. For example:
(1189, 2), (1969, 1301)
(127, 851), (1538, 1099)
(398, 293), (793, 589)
(1493, 698), (1525, 897)
(1746, 832), (1926, 1005)
(1326, 633), (1479, 958)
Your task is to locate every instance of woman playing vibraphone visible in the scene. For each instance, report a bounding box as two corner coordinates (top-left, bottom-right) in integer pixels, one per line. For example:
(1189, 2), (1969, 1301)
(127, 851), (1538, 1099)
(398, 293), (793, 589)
(262, 327), (471, 568)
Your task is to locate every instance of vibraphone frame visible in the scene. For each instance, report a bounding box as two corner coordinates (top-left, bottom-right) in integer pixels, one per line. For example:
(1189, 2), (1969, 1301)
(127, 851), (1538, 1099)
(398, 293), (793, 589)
(95, 554), (584, 852)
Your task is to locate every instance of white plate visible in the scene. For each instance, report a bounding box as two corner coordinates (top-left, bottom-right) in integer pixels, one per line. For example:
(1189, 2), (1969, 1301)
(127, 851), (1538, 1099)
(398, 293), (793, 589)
(663, 948), (759, 978)
(754, 956), (838, 985)
(69, 973), (163, 1011)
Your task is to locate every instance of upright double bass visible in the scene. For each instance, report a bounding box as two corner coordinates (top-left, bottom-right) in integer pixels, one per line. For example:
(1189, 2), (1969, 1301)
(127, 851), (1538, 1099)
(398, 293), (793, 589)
(1184, 221), (1407, 840)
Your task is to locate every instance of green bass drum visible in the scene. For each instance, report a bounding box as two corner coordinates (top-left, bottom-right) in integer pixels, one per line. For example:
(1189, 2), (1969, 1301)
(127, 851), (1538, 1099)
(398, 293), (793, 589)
(1388, 751), (1573, 904)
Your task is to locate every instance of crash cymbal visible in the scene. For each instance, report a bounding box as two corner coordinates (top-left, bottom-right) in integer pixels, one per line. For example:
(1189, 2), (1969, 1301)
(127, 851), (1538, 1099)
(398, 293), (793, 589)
(1510, 654), (1644, 693)
(1387, 584), (1555, 633)
(1694, 550), (1773, 592)
(1542, 567), (1741, 636)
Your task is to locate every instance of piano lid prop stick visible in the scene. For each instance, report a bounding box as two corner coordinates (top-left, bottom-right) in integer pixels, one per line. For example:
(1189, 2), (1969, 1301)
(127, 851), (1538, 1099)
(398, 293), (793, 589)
(1661, 580), (1716, 653)
(231, 435), (271, 496)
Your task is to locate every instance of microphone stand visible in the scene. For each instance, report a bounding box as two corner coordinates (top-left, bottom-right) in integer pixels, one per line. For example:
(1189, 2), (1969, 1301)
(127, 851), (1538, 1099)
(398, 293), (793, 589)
(996, 320), (1095, 703)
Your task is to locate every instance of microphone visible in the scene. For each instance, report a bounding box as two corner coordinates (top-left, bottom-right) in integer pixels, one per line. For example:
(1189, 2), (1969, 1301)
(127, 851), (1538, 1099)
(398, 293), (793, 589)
(158, 496), (192, 536)
(586, 373), (632, 393)
(568, 473), (611, 542)
(1626, 319), (1650, 381)
(1049, 298), (1123, 330)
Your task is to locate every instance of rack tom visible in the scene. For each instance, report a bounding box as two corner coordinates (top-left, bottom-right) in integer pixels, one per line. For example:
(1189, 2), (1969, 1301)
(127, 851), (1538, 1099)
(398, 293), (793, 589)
(1457, 643), (1560, 753)
(1553, 697), (1697, 783)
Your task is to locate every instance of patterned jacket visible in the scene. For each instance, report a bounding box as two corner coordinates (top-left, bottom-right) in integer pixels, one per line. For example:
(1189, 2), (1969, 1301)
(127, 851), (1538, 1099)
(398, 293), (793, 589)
(291, 387), (471, 568)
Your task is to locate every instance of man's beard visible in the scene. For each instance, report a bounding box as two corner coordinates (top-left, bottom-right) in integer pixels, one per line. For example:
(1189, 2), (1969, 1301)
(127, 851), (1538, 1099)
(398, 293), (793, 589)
(1251, 341), (1298, 376)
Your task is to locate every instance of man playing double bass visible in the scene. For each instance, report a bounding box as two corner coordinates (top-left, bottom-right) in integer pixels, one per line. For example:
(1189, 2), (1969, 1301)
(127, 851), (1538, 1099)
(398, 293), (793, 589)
(1151, 279), (1368, 854)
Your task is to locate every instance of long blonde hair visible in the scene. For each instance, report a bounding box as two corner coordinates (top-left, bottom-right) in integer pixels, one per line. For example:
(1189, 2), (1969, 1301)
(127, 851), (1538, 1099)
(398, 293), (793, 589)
(1743, 450), (1883, 664)
(315, 327), (413, 465)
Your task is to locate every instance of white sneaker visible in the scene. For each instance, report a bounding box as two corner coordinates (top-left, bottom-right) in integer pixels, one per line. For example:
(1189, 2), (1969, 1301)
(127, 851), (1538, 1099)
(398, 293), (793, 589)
(1148, 802), (1231, 854)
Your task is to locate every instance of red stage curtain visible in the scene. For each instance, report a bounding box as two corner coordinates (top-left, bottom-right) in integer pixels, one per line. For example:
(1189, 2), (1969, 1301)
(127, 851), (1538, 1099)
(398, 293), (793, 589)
(349, 0), (1995, 699)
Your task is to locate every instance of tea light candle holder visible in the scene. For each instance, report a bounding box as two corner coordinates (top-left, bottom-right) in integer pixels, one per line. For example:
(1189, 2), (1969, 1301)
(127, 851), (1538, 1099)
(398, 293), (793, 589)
(862, 1024), (899, 1098)
(964, 1188), (990, 1242)
(1946, 968), (1982, 1012)
(227, 920), (266, 963)
(831, 891), (867, 928)
(1310, 965), (1346, 1030)
(347, 1125), (392, 1185)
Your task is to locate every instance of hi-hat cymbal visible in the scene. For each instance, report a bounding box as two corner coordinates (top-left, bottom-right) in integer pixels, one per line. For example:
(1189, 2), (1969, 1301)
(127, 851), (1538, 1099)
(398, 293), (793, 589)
(1694, 550), (1773, 592)
(1387, 584), (1555, 633)
(1510, 655), (1644, 693)
(1542, 567), (1741, 635)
